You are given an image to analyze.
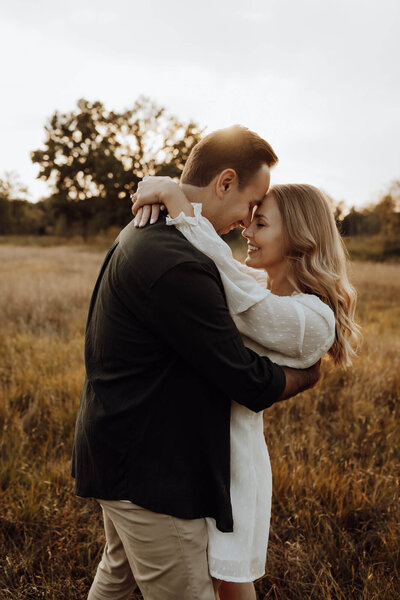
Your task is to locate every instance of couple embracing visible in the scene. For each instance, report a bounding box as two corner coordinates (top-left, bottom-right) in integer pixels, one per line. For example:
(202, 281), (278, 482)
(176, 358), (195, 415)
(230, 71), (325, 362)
(72, 125), (359, 600)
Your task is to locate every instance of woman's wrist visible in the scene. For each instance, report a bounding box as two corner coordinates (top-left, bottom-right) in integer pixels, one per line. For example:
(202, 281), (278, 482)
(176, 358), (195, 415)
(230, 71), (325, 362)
(160, 185), (194, 219)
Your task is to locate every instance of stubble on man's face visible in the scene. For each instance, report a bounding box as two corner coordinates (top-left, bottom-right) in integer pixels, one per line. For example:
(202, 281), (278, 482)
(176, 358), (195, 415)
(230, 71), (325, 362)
(215, 164), (271, 236)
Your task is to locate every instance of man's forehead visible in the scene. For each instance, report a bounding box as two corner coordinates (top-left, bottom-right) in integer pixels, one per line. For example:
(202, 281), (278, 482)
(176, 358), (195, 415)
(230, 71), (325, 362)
(250, 164), (270, 192)
(252, 185), (269, 205)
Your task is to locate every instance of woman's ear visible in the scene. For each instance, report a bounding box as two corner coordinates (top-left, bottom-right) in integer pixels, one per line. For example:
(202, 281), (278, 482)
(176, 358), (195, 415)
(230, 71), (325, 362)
(215, 169), (238, 199)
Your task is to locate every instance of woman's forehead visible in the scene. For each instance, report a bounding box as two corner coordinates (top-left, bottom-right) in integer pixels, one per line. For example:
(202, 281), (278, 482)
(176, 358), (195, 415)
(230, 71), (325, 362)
(253, 192), (279, 218)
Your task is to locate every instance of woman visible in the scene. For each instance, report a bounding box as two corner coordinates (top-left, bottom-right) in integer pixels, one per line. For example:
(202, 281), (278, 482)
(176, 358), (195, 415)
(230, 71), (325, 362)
(131, 179), (360, 600)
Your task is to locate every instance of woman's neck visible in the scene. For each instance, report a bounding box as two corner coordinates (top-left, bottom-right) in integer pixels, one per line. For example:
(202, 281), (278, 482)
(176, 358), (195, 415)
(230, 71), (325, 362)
(266, 267), (295, 296)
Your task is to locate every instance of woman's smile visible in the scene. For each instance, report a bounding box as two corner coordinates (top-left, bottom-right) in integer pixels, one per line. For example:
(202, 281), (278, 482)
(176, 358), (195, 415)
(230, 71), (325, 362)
(242, 191), (287, 273)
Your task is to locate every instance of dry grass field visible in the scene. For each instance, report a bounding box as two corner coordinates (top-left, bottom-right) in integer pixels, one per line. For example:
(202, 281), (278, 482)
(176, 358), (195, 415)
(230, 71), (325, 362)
(0, 243), (399, 600)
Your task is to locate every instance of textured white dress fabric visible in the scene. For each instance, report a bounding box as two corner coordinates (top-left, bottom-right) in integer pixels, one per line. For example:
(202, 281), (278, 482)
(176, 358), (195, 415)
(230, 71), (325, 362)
(166, 204), (336, 582)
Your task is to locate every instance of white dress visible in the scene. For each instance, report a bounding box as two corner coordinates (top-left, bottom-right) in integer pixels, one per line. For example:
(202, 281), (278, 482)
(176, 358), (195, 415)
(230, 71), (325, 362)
(166, 204), (336, 582)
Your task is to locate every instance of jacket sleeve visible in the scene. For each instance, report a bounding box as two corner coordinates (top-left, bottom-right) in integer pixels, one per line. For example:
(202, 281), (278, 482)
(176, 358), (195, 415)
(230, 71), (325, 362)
(166, 204), (268, 313)
(148, 260), (286, 412)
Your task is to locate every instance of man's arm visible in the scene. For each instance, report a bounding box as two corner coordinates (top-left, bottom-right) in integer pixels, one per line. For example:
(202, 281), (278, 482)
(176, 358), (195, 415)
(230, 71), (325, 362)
(149, 261), (319, 412)
(279, 362), (321, 400)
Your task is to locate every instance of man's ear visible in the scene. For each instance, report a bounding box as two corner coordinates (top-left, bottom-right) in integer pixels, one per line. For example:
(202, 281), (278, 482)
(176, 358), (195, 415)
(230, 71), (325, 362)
(215, 169), (238, 199)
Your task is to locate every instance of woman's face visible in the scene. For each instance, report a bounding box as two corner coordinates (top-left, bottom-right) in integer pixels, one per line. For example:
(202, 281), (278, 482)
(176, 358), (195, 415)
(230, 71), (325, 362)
(242, 191), (287, 271)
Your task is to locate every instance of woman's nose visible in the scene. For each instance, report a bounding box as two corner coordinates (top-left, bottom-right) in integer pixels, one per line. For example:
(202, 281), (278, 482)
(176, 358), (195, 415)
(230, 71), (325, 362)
(241, 210), (253, 229)
(242, 217), (256, 237)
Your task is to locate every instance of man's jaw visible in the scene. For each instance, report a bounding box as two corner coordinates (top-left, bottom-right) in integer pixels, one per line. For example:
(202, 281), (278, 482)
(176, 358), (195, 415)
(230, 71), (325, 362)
(218, 222), (242, 236)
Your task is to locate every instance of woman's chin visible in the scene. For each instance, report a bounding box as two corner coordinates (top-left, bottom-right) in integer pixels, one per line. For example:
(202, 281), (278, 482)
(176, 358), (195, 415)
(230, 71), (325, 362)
(245, 254), (258, 267)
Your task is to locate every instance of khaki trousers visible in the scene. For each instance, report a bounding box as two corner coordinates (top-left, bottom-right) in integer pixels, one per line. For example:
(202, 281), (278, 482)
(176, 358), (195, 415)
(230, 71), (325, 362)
(87, 499), (216, 600)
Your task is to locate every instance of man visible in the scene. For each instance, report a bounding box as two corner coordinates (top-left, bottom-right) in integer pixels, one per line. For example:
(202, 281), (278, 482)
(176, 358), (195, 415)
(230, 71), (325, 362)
(72, 125), (320, 600)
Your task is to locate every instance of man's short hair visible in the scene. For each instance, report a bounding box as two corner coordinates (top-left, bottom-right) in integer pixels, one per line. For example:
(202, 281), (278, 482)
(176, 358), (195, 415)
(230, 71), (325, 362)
(181, 125), (278, 189)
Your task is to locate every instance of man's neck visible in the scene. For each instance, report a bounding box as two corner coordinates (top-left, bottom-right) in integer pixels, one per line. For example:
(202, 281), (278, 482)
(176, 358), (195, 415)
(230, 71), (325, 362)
(179, 183), (207, 204)
(179, 183), (217, 229)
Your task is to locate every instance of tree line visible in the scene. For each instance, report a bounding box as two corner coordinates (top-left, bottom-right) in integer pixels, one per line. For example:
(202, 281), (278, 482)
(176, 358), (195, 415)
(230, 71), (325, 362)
(0, 98), (203, 238)
(0, 96), (399, 258)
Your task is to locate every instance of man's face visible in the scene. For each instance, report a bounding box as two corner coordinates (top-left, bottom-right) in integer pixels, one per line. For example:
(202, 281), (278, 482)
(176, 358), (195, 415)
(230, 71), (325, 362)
(213, 164), (271, 235)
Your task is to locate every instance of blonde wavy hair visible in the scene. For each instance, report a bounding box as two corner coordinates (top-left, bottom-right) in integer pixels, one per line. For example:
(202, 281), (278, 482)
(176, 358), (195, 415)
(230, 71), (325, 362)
(270, 183), (361, 368)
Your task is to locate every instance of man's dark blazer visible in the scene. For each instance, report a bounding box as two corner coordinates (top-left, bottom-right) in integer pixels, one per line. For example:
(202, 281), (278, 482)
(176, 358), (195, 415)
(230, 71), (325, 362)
(71, 217), (285, 532)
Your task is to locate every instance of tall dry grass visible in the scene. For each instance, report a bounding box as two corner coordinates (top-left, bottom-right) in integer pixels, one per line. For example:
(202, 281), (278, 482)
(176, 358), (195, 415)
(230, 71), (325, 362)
(0, 246), (399, 600)
(260, 269), (400, 599)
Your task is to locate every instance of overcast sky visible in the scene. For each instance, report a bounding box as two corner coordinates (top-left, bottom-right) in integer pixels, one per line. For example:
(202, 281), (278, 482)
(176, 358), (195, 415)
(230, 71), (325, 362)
(1, 0), (399, 208)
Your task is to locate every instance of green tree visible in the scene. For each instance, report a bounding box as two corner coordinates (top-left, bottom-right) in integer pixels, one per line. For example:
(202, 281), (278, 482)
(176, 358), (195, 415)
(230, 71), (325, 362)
(0, 171), (28, 201)
(339, 181), (400, 260)
(0, 172), (33, 234)
(31, 97), (204, 235)
(375, 183), (400, 257)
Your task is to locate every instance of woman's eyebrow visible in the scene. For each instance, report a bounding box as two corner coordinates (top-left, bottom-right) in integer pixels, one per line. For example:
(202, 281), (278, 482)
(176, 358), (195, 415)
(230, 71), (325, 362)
(254, 212), (269, 221)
